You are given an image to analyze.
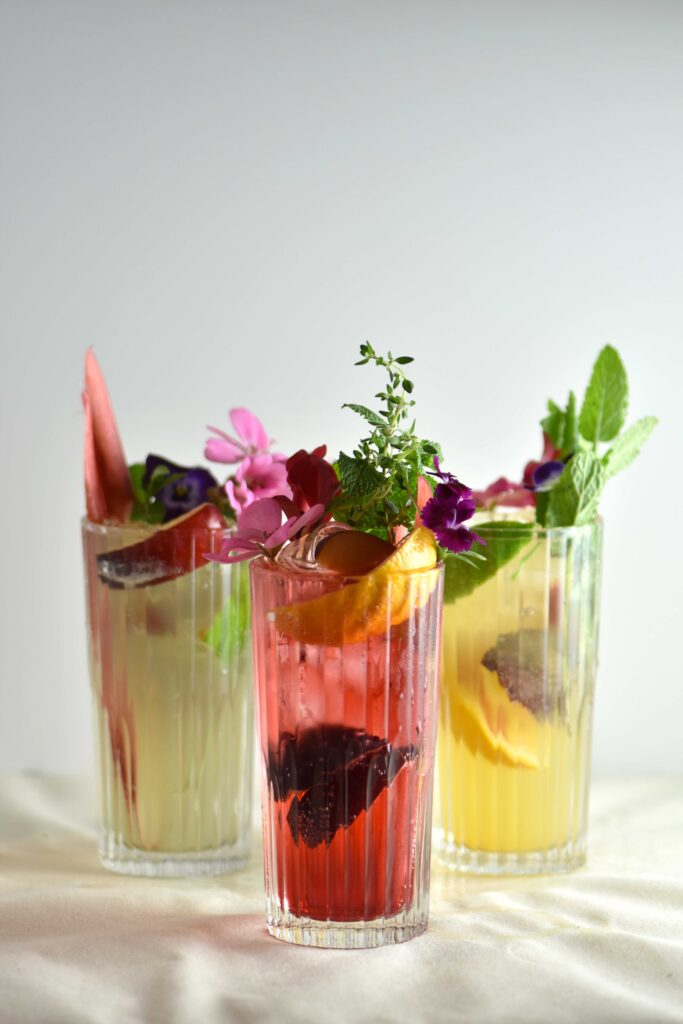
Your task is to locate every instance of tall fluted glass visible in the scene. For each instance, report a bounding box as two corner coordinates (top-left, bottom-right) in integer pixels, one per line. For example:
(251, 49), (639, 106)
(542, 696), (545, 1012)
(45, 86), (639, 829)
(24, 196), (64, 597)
(251, 553), (443, 948)
(82, 519), (253, 876)
(435, 514), (602, 875)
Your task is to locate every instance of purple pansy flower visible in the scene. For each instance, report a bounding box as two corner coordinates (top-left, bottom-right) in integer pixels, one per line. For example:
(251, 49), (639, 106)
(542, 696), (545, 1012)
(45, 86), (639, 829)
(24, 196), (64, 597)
(207, 497), (326, 564)
(143, 455), (218, 523)
(530, 460), (565, 492)
(421, 457), (485, 554)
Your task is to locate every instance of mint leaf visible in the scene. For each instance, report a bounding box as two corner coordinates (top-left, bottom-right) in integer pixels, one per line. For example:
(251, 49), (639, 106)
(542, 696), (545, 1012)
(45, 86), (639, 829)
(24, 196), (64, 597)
(129, 463), (148, 505)
(203, 569), (250, 664)
(443, 522), (534, 603)
(602, 416), (658, 480)
(342, 403), (384, 428)
(541, 392), (578, 456)
(336, 451), (385, 497)
(534, 490), (550, 526)
(542, 451), (604, 526)
(579, 345), (629, 444)
(561, 390), (578, 457)
(541, 400), (564, 449)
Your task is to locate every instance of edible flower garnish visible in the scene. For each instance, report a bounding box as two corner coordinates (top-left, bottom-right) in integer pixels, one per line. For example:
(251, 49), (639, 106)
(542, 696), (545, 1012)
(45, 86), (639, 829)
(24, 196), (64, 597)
(205, 408), (291, 514)
(421, 458), (483, 554)
(286, 445), (341, 511)
(208, 498), (326, 563)
(138, 456), (219, 524)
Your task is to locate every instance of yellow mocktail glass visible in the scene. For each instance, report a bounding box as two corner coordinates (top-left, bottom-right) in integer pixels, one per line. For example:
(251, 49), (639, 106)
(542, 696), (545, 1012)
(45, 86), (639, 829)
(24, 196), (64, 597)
(434, 512), (602, 874)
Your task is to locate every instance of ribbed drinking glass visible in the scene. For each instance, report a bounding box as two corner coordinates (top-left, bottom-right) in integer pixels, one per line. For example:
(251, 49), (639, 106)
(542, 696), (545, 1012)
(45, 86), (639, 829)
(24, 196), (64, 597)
(435, 514), (602, 874)
(82, 519), (253, 876)
(251, 552), (443, 947)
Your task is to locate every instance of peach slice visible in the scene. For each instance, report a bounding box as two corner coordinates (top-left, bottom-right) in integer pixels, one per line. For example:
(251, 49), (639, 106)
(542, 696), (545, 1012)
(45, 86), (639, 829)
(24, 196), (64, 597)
(275, 526), (439, 645)
(83, 349), (134, 522)
(97, 503), (226, 588)
(316, 530), (395, 575)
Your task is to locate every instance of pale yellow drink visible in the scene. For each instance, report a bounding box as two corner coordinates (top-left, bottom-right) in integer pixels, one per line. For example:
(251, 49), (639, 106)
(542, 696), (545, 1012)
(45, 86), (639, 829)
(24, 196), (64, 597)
(435, 515), (601, 874)
(83, 520), (253, 876)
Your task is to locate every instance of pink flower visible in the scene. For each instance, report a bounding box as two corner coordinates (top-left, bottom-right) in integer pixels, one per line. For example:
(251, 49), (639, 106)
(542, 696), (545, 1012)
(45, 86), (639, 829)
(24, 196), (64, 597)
(205, 408), (276, 463)
(225, 454), (292, 514)
(205, 408), (292, 514)
(472, 477), (536, 510)
(207, 498), (326, 564)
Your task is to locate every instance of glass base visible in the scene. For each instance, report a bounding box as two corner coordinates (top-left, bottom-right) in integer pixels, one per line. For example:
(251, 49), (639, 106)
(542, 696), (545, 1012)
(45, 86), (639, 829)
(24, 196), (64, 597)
(434, 831), (586, 876)
(99, 839), (250, 878)
(266, 903), (428, 948)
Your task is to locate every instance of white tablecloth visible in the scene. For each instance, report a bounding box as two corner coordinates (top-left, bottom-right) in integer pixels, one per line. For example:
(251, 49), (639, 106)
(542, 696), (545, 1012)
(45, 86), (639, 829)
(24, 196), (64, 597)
(0, 775), (682, 1024)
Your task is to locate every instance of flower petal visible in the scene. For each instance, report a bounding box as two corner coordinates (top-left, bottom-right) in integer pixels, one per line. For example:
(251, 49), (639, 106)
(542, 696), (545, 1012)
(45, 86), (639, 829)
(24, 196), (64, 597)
(205, 435), (245, 463)
(264, 516), (300, 549)
(230, 408), (270, 451)
(237, 497), (283, 535)
(205, 548), (257, 564)
(288, 503), (326, 537)
(531, 460), (564, 492)
(433, 525), (480, 554)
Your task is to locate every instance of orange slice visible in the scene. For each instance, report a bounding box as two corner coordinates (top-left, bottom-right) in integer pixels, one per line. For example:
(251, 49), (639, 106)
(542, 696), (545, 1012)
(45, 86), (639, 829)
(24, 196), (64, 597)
(274, 526), (439, 645)
(448, 667), (542, 769)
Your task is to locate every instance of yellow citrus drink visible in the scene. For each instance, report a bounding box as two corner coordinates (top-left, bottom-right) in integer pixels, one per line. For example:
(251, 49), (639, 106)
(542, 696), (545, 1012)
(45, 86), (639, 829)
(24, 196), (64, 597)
(435, 515), (602, 874)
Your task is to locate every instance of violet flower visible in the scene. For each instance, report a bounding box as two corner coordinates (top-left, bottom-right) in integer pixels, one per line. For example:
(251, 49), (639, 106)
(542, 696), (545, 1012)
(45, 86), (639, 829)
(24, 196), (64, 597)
(143, 455), (218, 523)
(530, 460), (564, 492)
(205, 408), (292, 514)
(421, 458), (484, 554)
(208, 497), (326, 564)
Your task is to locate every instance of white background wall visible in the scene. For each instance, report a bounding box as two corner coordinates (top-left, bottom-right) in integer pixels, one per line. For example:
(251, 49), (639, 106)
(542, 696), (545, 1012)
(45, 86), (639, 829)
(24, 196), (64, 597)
(1, 0), (681, 776)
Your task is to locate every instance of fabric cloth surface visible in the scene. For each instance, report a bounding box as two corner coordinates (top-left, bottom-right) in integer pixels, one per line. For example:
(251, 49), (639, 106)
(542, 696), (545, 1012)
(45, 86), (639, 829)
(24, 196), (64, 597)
(0, 774), (681, 1024)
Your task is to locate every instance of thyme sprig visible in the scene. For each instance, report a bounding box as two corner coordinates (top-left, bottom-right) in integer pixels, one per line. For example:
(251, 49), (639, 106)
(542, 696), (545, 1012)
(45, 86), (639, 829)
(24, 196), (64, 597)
(330, 342), (440, 539)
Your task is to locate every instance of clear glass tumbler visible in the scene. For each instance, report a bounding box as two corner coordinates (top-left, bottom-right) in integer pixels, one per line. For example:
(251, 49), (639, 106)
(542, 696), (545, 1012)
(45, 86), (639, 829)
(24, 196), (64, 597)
(82, 518), (253, 876)
(435, 513), (602, 875)
(250, 547), (443, 948)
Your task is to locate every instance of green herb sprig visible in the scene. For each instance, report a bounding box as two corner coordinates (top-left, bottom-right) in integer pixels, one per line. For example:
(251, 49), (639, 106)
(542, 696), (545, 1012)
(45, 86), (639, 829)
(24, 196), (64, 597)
(537, 345), (657, 527)
(330, 342), (441, 539)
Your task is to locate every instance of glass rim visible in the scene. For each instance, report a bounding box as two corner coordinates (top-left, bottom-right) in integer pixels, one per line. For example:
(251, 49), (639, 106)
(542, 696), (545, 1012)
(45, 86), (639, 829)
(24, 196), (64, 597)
(81, 515), (235, 539)
(250, 552), (444, 583)
(470, 511), (603, 539)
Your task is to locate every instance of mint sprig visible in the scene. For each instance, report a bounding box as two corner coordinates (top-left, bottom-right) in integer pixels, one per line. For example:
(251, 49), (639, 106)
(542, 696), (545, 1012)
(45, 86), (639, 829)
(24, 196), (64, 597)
(537, 346), (657, 527)
(537, 451), (605, 528)
(542, 390), (578, 459)
(602, 416), (658, 480)
(330, 342), (440, 539)
(579, 344), (629, 445)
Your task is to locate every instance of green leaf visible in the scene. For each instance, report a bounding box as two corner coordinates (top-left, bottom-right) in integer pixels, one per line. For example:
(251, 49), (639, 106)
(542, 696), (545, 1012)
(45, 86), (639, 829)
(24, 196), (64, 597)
(395, 356), (414, 365)
(542, 450), (605, 526)
(579, 345), (629, 444)
(534, 490), (551, 527)
(128, 463), (148, 503)
(203, 569), (250, 665)
(442, 522), (534, 603)
(336, 451), (385, 497)
(541, 399), (564, 449)
(342, 403), (385, 427)
(561, 390), (578, 457)
(602, 416), (658, 480)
